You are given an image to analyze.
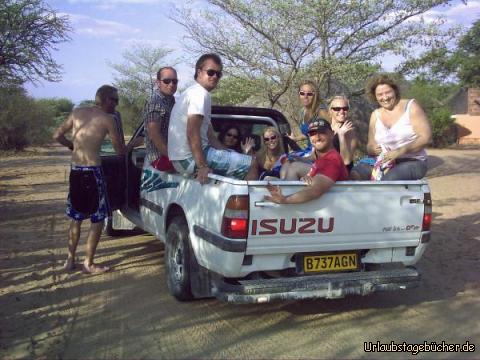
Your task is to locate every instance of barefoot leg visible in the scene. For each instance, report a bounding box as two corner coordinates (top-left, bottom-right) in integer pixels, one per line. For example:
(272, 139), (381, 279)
(67, 220), (82, 263)
(84, 221), (103, 267)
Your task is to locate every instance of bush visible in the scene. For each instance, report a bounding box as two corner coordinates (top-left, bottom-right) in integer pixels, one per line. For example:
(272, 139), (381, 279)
(429, 107), (456, 147)
(0, 86), (56, 150)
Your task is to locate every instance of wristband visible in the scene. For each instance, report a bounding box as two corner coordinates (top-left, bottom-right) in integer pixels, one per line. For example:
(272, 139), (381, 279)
(197, 163), (208, 169)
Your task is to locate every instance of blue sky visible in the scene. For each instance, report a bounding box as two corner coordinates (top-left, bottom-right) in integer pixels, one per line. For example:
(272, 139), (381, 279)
(26, 0), (480, 104)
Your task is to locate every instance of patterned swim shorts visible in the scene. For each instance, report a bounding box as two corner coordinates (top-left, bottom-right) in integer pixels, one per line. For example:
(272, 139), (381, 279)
(172, 146), (252, 180)
(66, 165), (110, 223)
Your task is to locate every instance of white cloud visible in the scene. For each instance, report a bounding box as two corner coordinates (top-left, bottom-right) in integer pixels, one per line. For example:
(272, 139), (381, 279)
(426, 0), (480, 25)
(63, 13), (141, 37)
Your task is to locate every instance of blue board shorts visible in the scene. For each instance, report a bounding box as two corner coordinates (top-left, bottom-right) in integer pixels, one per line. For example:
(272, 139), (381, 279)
(66, 165), (110, 223)
(172, 146), (252, 180)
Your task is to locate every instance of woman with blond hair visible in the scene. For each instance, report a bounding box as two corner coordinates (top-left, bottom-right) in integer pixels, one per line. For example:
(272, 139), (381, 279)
(328, 95), (358, 171)
(257, 126), (286, 179)
(287, 80), (329, 153)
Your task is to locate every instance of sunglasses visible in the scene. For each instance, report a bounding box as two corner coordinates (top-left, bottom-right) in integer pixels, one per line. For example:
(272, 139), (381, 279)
(226, 132), (239, 139)
(263, 134), (278, 142)
(299, 91), (315, 97)
(109, 97), (119, 104)
(331, 106), (349, 112)
(204, 69), (223, 78)
(160, 78), (179, 85)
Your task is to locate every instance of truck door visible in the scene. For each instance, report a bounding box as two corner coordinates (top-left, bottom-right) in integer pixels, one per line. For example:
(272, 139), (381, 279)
(100, 143), (126, 211)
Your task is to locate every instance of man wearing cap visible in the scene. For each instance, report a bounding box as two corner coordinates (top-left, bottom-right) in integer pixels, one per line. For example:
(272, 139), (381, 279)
(265, 119), (348, 204)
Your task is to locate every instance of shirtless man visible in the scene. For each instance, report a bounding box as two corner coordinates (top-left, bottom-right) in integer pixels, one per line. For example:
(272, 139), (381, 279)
(53, 85), (126, 274)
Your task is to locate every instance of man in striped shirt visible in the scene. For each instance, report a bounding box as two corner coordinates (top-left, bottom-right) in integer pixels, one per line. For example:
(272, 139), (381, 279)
(143, 66), (178, 171)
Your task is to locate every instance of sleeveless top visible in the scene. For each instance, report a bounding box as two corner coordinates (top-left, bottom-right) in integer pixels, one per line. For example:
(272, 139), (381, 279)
(374, 99), (427, 161)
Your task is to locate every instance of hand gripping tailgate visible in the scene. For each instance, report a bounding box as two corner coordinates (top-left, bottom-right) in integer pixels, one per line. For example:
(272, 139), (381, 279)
(247, 181), (426, 255)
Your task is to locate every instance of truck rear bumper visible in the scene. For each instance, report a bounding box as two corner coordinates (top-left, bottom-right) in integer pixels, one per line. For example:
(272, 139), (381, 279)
(214, 267), (420, 303)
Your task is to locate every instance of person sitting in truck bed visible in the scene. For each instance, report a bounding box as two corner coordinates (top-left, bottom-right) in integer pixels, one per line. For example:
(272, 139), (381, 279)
(350, 74), (431, 180)
(257, 126), (286, 180)
(167, 53), (259, 183)
(265, 119), (348, 204)
(218, 125), (255, 155)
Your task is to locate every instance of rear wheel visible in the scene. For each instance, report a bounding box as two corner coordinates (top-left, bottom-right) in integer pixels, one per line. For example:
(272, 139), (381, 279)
(165, 216), (193, 301)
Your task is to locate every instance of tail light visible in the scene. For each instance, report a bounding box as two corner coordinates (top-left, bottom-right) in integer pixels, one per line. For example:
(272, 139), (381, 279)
(221, 195), (249, 238)
(422, 192), (432, 231)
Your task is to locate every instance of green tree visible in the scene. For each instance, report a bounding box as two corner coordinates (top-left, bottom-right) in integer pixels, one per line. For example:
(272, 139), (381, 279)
(172, 0), (458, 108)
(77, 100), (95, 108)
(35, 97), (74, 126)
(0, 86), (56, 150)
(401, 19), (479, 87)
(456, 20), (480, 87)
(0, 0), (71, 86)
(211, 75), (258, 105)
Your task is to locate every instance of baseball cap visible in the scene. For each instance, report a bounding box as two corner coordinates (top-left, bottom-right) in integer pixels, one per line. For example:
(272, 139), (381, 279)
(307, 118), (332, 134)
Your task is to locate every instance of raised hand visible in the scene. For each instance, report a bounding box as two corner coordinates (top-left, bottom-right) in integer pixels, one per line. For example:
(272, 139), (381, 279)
(334, 120), (354, 137)
(241, 136), (255, 154)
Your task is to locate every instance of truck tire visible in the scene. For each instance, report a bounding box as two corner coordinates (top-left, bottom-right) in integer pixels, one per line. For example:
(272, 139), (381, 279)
(165, 216), (193, 301)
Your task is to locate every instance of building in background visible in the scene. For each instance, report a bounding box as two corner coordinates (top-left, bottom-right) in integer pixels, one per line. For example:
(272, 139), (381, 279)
(451, 88), (480, 145)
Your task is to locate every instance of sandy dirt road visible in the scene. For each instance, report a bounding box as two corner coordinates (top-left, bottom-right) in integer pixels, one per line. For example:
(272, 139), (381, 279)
(0, 145), (479, 359)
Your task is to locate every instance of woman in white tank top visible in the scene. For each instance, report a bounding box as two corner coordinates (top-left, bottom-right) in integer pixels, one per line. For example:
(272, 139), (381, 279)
(351, 74), (432, 180)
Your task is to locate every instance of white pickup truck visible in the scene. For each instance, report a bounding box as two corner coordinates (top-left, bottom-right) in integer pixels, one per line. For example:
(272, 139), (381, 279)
(101, 106), (432, 303)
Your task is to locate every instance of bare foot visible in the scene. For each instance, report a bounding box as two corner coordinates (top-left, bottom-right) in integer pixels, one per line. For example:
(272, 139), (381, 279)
(82, 262), (111, 275)
(63, 257), (76, 271)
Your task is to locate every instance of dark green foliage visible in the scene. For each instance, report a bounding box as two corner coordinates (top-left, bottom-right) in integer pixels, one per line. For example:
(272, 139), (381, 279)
(404, 77), (459, 147)
(429, 107), (457, 147)
(456, 20), (480, 87)
(0, 86), (56, 150)
(212, 76), (257, 105)
(401, 20), (480, 88)
(35, 97), (74, 127)
(117, 101), (144, 135)
(77, 100), (95, 108)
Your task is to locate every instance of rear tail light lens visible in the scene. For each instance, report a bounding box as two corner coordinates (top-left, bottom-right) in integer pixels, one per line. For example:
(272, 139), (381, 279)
(221, 195), (249, 238)
(422, 193), (432, 231)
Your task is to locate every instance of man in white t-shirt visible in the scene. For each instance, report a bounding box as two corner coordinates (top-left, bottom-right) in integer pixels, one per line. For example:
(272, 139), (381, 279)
(168, 53), (258, 184)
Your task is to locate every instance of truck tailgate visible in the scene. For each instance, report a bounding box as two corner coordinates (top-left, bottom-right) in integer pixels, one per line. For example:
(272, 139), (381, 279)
(247, 180), (428, 254)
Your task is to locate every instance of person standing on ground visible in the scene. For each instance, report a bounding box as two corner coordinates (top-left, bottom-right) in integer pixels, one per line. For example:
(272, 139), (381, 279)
(168, 53), (258, 183)
(144, 66), (178, 171)
(53, 85), (126, 274)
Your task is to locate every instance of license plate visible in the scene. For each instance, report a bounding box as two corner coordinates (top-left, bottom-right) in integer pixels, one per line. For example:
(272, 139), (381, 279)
(299, 253), (359, 273)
